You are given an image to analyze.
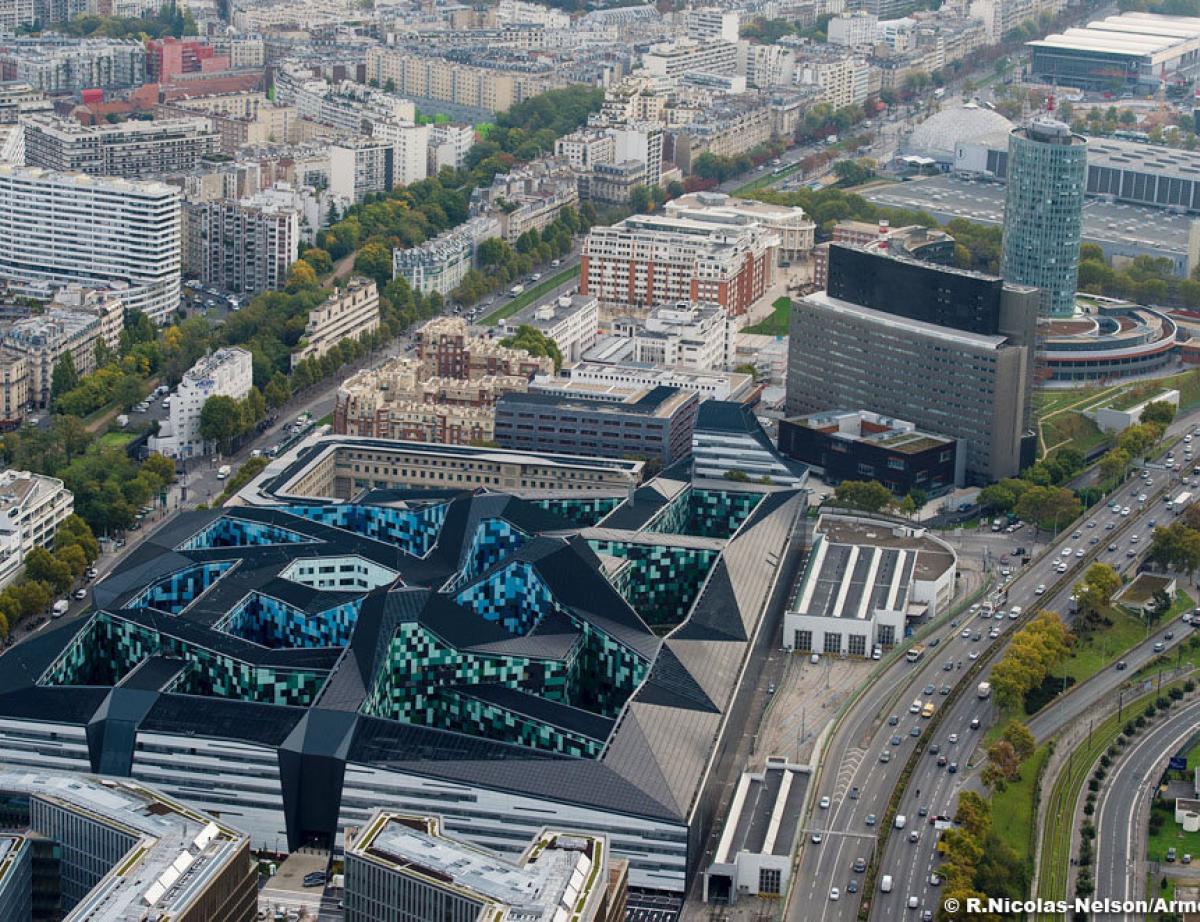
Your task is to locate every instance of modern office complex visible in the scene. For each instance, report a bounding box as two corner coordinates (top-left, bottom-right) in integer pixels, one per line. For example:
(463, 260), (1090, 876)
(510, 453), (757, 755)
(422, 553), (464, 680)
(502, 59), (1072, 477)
(1000, 117), (1087, 318)
(691, 401), (808, 488)
(22, 115), (221, 179)
(495, 386), (700, 464)
(0, 770), (256, 922)
(0, 468), (805, 893)
(778, 410), (963, 494)
(1028, 12), (1200, 90)
(0, 166), (181, 324)
(787, 244), (1037, 483)
(148, 348), (253, 459)
(344, 813), (623, 922)
(783, 514), (957, 657)
(1041, 303), (1179, 382)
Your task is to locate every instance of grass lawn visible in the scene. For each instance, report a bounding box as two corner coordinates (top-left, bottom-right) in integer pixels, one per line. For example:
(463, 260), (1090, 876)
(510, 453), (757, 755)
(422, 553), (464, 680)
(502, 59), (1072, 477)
(481, 265), (580, 325)
(316, 413), (332, 428)
(992, 743), (1050, 859)
(744, 297), (791, 336)
(731, 162), (803, 196)
(1041, 411), (1110, 458)
(1052, 592), (1191, 686)
(97, 431), (135, 448)
(1147, 801), (1200, 863)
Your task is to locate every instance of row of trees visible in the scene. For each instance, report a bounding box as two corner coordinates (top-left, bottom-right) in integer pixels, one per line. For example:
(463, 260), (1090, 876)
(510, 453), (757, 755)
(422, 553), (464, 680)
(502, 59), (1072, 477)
(989, 610), (1073, 712)
(981, 719), (1037, 789)
(0, 515), (99, 639)
(936, 791), (1027, 920)
(831, 480), (929, 517)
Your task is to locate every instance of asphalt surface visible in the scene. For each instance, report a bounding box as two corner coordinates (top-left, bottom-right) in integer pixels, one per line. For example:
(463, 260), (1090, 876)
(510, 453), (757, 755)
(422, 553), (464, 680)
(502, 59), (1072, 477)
(869, 442), (1199, 921)
(785, 424), (1200, 922)
(1094, 698), (1200, 905)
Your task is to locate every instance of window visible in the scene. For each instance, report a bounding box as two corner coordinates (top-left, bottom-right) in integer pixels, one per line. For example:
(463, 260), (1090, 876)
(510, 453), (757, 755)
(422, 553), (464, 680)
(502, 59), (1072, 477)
(848, 634), (866, 657)
(877, 624), (895, 647)
(792, 629), (812, 652)
(759, 867), (781, 895)
(823, 633), (841, 654)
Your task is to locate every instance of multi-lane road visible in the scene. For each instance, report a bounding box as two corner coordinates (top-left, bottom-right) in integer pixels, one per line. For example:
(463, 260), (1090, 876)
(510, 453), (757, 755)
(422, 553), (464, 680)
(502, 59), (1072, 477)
(786, 428), (1198, 922)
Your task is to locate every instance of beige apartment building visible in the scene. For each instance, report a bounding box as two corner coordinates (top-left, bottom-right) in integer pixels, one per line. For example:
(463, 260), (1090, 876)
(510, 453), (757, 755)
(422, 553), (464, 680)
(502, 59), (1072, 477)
(292, 277), (381, 367)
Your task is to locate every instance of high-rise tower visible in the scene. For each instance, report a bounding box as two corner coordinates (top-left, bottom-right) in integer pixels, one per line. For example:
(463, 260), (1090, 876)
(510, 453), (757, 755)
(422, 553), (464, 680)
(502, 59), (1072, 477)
(1000, 116), (1087, 318)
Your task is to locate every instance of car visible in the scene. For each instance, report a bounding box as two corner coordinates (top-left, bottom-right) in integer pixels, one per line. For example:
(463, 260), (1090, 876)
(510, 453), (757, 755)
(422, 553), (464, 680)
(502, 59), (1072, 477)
(940, 684), (950, 695)
(849, 786), (859, 799)
(1109, 544), (1118, 552)
(1123, 507), (1132, 516)
(908, 830), (919, 843)
(1150, 519), (1158, 528)
(970, 717), (981, 729)
(960, 628), (971, 639)
(924, 684), (935, 695)
(820, 796), (831, 809)
(72, 588), (86, 600)
(1167, 847), (1177, 862)
(908, 896), (919, 910)
(917, 805), (928, 817)
(865, 814), (877, 826)
(989, 628), (1000, 639)
(891, 735), (903, 746)
(1072, 530), (1081, 539)
(812, 832), (823, 845)
(923, 912), (934, 922)
(909, 701), (921, 714)
(847, 880), (859, 894)
(930, 872), (942, 886)
(85, 567), (97, 579)
(1139, 494), (1148, 503)
(1087, 520), (1097, 528)
(1090, 537), (1099, 545)
(853, 857), (867, 873)
(880, 751), (891, 762)
(943, 660), (954, 672)
(948, 733), (959, 744)
(929, 743), (940, 754)
(937, 754), (948, 766)
(948, 761), (958, 773)
(910, 725), (921, 737)
(1061, 548), (1072, 557)
(888, 714), (899, 725)
(969, 651), (979, 660)
(1106, 522), (1116, 530)
(767, 683), (776, 695)
(1035, 584), (1046, 595)
(929, 637), (941, 647)
(1075, 549), (1085, 557)
(1155, 641), (1166, 652)
(1131, 535), (1140, 544)
(972, 632), (982, 641)
(1184, 854), (1193, 865)
(1167, 631), (1175, 641)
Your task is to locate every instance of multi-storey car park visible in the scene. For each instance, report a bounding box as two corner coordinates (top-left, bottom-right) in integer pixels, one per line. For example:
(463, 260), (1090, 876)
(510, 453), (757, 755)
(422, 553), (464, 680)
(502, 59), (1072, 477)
(0, 459), (806, 893)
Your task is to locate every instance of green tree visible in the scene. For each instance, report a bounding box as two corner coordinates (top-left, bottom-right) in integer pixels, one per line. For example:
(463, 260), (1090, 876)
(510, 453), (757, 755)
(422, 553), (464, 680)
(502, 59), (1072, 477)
(833, 480), (895, 514)
(23, 546), (72, 594)
(264, 372), (292, 409)
(300, 248), (333, 275)
(1014, 485), (1081, 534)
(1098, 447), (1131, 483)
(1148, 521), (1200, 575)
(11, 579), (50, 619)
(50, 352), (79, 406)
(500, 325), (562, 370)
(1000, 720), (1036, 762)
(1140, 400), (1177, 427)
(354, 243), (393, 287)
(55, 542), (87, 579)
(198, 395), (244, 452)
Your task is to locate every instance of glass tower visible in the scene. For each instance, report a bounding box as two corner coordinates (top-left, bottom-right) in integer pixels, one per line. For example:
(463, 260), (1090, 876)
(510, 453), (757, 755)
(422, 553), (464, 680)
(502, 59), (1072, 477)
(1000, 117), (1087, 318)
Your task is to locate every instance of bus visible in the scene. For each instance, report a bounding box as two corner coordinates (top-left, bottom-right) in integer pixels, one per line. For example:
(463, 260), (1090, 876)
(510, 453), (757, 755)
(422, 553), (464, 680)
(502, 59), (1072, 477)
(906, 643), (926, 663)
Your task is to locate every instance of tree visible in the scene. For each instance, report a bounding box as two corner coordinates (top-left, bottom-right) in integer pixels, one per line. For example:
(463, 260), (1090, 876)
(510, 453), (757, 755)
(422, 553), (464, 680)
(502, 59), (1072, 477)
(354, 243), (393, 287)
(1099, 447), (1131, 483)
(954, 791), (991, 840)
(982, 740), (1020, 788)
(300, 247), (333, 275)
(54, 515), (99, 563)
(978, 478), (1029, 513)
(49, 352), (79, 406)
(199, 395), (244, 452)
(500, 325), (562, 370)
(629, 185), (653, 213)
(285, 261), (319, 291)
(833, 480), (895, 514)
(907, 487), (928, 510)
(1148, 522), (1200, 575)
(724, 469), (750, 482)
(264, 372), (292, 409)
(1000, 720), (1036, 762)
(1014, 485), (1081, 534)
(11, 579), (50, 619)
(23, 546), (71, 594)
(1141, 400), (1177, 427)
(55, 542), (87, 579)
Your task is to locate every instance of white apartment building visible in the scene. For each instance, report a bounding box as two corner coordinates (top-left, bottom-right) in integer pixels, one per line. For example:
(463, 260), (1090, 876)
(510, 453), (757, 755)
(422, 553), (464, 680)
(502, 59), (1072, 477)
(371, 119), (430, 187)
(666, 192), (816, 264)
(533, 362), (753, 402)
(0, 0), (35, 31)
(496, 293), (600, 363)
(392, 215), (501, 298)
(292, 278), (381, 367)
(555, 130), (616, 171)
(642, 40), (739, 80)
(740, 44), (797, 89)
(827, 11), (879, 45)
(0, 165), (181, 324)
(0, 470), (73, 588)
(428, 123), (475, 172)
(686, 8), (741, 42)
(610, 124), (663, 189)
(22, 114), (221, 179)
(148, 347), (253, 459)
(330, 138), (395, 203)
(795, 55), (871, 109)
(1, 306), (118, 408)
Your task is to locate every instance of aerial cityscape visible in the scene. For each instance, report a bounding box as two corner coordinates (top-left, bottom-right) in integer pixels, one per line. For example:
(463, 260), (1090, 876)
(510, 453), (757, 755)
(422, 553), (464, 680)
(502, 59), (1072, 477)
(5, 0), (1200, 919)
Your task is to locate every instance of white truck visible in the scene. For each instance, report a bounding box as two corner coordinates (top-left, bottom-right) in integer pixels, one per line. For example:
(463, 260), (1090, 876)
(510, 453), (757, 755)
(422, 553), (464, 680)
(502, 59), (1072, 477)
(217, 464), (232, 480)
(1173, 492), (1192, 515)
(977, 681), (991, 699)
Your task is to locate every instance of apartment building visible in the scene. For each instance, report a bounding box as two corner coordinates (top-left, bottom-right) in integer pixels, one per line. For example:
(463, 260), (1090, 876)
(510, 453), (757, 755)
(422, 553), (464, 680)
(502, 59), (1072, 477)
(0, 81), (51, 123)
(589, 160), (649, 205)
(183, 191), (301, 296)
(556, 129), (617, 171)
(1, 306), (120, 407)
(642, 39), (739, 79)
(292, 277), (380, 367)
(795, 53), (871, 109)
(145, 36), (229, 80)
(610, 123), (664, 188)
(428, 122), (475, 172)
(329, 137), (395, 203)
(471, 159), (580, 242)
(0, 352), (27, 427)
(0, 469), (72, 587)
(392, 215), (501, 298)
(0, 37), (146, 92)
(580, 212), (777, 318)
(0, 0), (35, 30)
(148, 347), (253, 459)
(828, 11), (879, 45)
(212, 34), (266, 68)
(666, 191), (816, 264)
(365, 46), (559, 115)
(606, 300), (730, 371)
(535, 363), (754, 402)
(495, 386), (700, 464)
(157, 93), (297, 154)
(671, 96), (774, 174)
(22, 114), (221, 179)
(496, 293), (600, 363)
(371, 119), (430, 187)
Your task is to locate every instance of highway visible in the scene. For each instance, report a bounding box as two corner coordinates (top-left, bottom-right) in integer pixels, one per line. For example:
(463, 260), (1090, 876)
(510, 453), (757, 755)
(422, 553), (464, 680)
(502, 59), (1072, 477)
(784, 425), (1197, 922)
(869, 445), (1197, 920)
(1093, 698), (1200, 905)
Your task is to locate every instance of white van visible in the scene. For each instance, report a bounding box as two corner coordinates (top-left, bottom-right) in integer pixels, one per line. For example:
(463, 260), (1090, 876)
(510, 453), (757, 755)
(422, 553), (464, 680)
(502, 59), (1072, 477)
(51, 599), (69, 618)
(217, 465), (232, 480)
(880, 875), (893, 893)
(895, 814), (907, 829)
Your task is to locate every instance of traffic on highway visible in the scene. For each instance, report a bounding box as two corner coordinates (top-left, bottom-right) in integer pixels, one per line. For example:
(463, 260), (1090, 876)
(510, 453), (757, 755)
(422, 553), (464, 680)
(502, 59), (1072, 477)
(791, 416), (1200, 922)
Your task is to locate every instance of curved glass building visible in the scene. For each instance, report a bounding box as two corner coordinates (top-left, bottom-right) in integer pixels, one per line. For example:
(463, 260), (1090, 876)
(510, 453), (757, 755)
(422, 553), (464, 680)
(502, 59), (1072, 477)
(1000, 117), (1087, 318)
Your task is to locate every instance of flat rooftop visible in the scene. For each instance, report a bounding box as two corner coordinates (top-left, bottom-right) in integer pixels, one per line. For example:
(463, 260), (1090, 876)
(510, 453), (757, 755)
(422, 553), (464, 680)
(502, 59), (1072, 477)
(713, 764), (807, 863)
(818, 518), (956, 583)
(862, 174), (1192, 257)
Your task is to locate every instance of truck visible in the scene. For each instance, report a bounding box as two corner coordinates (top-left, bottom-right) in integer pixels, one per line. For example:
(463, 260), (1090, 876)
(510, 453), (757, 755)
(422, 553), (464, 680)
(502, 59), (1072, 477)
(116, 414), (129, 429)
(217, 464), (232, 480)
(905, 643), (926, 663)
(1174, 492), (1192, 514)
(509, 284), (525, 296)
(977, 681), (991, 699)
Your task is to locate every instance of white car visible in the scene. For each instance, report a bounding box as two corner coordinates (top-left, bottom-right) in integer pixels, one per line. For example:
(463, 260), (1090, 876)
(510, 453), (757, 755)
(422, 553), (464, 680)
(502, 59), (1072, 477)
(819, 796), (831, 809)
(1122, 507), (1132, 516)
(969, 651), (979, 660)
(1075, 549), (1085, 557)
(1035, 584), (1046, 595)
(830, 887), (840, 901)
(948, 733), (959, 743)
(1061, 548), (1072, 557)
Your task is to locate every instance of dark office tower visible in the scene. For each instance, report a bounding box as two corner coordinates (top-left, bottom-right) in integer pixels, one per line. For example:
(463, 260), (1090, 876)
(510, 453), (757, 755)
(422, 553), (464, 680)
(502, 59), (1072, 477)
(1000, 117), (1087, 318)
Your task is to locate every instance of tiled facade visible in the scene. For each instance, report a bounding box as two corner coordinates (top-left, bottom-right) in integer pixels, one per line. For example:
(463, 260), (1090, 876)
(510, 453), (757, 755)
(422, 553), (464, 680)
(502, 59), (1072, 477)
(645, 487), (763, 540)
(587, 539), (717, 627)
(219, 593), (363, 649)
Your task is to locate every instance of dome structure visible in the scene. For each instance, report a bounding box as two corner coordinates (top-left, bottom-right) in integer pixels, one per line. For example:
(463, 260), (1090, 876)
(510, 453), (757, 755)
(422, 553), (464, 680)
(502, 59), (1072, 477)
(904, 103), (1015, 163)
